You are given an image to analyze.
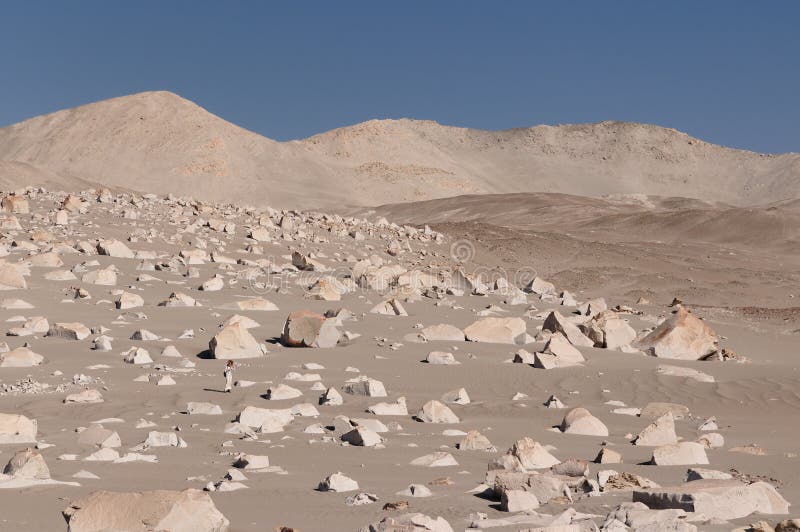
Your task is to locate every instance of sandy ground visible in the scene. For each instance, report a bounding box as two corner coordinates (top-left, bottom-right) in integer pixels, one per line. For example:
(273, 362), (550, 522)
(0, 189), (797, 531)
(352, 192), (800, 331)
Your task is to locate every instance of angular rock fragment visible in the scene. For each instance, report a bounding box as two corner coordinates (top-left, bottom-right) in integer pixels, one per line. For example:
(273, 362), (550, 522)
(62, 489), (229, 531)
(464, 317), (527, 345)
(633, 479), (789, 520)
(416, 400), (459, 423)
(318, 472), (359, 492)
(209, 322), (263, 359)
(650, 442), (709, 466)
(559, 408), (609, 437)
(634, 307), (718, 360)
(281, 310), (341, 348)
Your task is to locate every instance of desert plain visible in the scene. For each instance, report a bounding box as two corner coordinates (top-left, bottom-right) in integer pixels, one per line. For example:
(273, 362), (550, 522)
(0, 92), (797, 532)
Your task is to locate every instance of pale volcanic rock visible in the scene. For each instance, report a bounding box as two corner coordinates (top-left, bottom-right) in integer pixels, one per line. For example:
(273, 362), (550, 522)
(77, 425), (121, 449)
(464, 317), (527, 345)
(27, 251), (64, 268)
(47, 322), (91, 340)
(633, 479), (790, 520)
(441, 388), (470, 405)
(1, 195), (29, 214)
(292, 251), (326, 272)
(359, 513), (454, 532)
(209, 322), (263, 359)
(7, 316), (49, 336)
(265, 384), (303, 400)
(221, 314), (260, 329)
(650, 442), (709, 466)
(343, 376), (387, 397)
(281, 310), (341, 348)
(0, 413), (37, 443)
(425, 351), (460, 365)
(233, 453), (270, 470)
(122, 347), (153, 364)
(159, 292), (200, 307)
(541, 311), (594, 347)
(237, 406), (294, 431)
(526, 277), (557, 296)
(341, 426), (383, 447)
(396, 484), (433, 498)
(416, 400), (460, 423)
(318, 472), (359, 492)
(457, 430), (494, 451)
(62, 488), (229, 532)
(116, 291), (144, 309)
(501, 489), (540, 512)
(97, 239), (134, 258)
(367, 397), (408, 416)
(595, 447), (624, 464)
(0, 347), (45, 367)
(641, 402), (690, 420)
(504, 438), (561, 470)
(410, 452), (459, 467)
(634, 412), (679, 446)
(141, 431), (186, 448)
(319, 387), (343, 406)
(0, 263), (27, 290)
(686, 468), (733, 481)
(582, 310), (637, 349)
(634, 307), (718, 360)
(130, 329), (160, 341)
(64, 389), (104, 404)
(81, 267), (117, 286)
(559, 407), (609, 437)
(416, 323), (465, 342)
(306, 277), (345, 301)
(534, 332), (585, 369)
(370, 298), (408, 316)
(186, 402), (223, 415)
(3, 447), (50, 480)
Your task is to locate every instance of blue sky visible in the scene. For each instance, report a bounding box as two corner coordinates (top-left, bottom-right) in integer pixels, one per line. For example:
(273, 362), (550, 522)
(1, 1), (797, 152)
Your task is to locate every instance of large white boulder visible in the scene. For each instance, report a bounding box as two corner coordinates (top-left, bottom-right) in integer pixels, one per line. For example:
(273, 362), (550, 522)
(464, 317), (527, 345)
(633, 479), (790, 520)
(560, 407), (608, 437)
(0, 414), (37, 444)
(281, 310), (341, 348)
(62, 488), (230, 531)
(634, 307), (718, 360)
(209, 322), (263, 359)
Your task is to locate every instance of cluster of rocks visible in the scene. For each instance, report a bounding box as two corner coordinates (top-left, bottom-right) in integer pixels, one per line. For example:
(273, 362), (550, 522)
(0, 186), (792, 531)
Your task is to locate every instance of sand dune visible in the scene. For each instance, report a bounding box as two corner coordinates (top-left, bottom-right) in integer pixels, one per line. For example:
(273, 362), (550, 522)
(1, 91), (798, 208)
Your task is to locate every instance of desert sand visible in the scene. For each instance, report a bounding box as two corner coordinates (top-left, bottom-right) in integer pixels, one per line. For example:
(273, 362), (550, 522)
(0, 94), (797, 532)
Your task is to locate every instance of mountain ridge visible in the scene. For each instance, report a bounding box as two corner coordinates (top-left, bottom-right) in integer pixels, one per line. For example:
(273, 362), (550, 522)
(0, 91), (798, 207)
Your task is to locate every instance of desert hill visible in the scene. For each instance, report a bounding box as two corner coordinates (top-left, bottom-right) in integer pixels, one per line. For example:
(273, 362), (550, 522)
(0, 91), (798, 207)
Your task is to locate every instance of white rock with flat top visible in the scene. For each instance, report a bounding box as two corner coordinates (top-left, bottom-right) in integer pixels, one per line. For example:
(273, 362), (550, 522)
(633, 479), (789, 520)
(651, 442), (709, 466)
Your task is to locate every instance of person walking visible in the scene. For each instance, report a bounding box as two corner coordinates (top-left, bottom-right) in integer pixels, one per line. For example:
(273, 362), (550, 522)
(224, 360), (235, 392)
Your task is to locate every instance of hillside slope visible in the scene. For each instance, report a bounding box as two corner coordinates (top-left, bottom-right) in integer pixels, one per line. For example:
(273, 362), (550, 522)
(0, 91), (798, 207)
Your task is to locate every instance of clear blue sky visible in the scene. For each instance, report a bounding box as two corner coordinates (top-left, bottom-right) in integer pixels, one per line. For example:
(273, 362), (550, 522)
(1, 1), (797, 152)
